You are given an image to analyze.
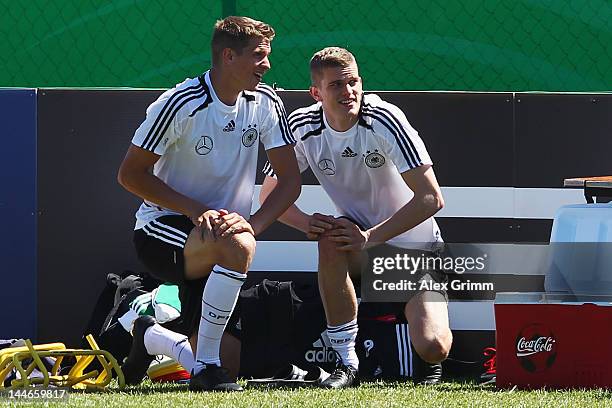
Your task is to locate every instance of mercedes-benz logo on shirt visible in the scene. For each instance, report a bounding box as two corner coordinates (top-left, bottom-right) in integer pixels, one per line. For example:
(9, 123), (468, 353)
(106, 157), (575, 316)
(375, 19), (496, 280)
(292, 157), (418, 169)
(195, 136), (213, 155)
(317, 158), (336, 176)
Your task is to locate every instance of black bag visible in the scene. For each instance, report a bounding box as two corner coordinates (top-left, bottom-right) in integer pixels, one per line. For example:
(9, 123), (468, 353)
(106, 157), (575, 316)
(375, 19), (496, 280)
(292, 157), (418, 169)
(81, 271), (160, 346)
(237, 279), (327, 378)
(77, 271), (160, 371)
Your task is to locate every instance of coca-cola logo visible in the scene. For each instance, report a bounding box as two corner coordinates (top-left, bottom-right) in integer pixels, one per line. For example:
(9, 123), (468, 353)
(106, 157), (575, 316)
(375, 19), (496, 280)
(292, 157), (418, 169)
(515, 323), (557, 373)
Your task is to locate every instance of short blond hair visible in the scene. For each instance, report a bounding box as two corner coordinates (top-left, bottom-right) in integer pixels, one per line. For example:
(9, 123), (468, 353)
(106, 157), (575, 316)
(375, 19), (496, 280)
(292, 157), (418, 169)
(211, 16), (275, 66)
(310, 47), (356, 85)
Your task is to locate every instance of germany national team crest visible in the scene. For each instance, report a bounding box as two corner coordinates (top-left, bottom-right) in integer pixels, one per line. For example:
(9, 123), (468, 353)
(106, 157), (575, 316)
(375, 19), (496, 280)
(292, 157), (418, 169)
(242, 124), (258, 147)
(363, 149), (385, 168)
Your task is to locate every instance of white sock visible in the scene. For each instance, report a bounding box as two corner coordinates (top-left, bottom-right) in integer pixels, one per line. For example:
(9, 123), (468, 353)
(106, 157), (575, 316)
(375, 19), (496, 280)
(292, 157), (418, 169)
(193, 266), (246, 374)
(327, 319), (359, 370)
(143, 323), (194, 372)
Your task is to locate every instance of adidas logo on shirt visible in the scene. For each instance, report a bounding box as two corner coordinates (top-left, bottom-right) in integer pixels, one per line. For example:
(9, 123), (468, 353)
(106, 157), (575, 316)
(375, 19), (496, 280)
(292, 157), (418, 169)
(342, 146), (357, 157)
(223, 120), (236, 132)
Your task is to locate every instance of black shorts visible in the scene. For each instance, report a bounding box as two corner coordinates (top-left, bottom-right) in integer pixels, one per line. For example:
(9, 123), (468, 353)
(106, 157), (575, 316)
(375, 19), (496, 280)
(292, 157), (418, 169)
(133, 215), (204, 336)
(366, 244), (449, 303)
(337, 215), (449, 303)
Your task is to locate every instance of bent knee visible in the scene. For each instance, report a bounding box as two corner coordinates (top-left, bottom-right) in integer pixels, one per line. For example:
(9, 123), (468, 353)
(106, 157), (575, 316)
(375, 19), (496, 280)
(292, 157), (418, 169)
(231, 230), (256, 252)
(318, 235), (341, 258)
(220, 232), (256, 273)
(414, 331), (452, 364)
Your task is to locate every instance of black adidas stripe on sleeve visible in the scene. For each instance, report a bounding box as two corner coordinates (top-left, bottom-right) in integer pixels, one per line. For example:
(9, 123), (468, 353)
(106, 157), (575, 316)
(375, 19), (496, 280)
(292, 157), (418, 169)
(256, 85), (296, 145)
(362, 104), (422, 168)
(140, 84), (205, 151)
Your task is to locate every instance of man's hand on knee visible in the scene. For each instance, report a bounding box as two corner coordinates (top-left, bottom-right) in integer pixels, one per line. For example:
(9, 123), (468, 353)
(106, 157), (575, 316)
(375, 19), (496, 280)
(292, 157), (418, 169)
(305, 213), (335, 240)
(192, 209), (227, 242)
(326, 217), (371, 252)
(214, 212), (255, 238)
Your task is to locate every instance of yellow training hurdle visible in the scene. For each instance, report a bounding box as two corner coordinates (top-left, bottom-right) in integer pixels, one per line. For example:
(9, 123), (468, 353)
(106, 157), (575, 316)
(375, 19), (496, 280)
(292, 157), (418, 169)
(0, 335), (124, 390)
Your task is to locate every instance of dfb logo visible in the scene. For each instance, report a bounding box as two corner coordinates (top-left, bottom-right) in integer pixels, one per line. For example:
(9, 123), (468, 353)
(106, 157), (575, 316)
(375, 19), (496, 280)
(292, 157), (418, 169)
(515, 323), (557, 373)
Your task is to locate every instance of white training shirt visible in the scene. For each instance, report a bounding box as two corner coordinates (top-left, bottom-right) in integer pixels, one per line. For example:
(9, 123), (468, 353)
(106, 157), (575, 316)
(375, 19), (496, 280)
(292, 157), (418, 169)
(265, 94), (442, 249)
(131, 71), (294, 230)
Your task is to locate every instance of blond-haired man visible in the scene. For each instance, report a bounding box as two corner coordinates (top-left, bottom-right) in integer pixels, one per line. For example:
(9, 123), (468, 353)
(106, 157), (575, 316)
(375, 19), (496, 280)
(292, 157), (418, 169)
(118, 16), (300, 391)
(261, 47), (452, 388)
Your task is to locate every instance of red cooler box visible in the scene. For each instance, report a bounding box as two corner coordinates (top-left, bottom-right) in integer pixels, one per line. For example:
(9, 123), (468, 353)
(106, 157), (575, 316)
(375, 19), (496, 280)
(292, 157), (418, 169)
(495, 293), (612, 389)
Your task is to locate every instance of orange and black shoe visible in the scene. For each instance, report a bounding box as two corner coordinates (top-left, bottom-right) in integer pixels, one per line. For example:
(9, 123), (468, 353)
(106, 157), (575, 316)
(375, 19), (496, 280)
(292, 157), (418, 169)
(480, 347), (496, 385)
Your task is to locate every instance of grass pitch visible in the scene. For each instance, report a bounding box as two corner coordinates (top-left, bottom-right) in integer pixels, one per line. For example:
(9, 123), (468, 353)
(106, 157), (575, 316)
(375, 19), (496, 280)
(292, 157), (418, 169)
(19, 380), (612, 408)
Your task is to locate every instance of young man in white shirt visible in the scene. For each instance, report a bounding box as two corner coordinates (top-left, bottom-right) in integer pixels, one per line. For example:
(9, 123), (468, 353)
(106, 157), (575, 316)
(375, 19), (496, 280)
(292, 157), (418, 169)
(118, 16), (300, 392)
(261, 47), (452, 388)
